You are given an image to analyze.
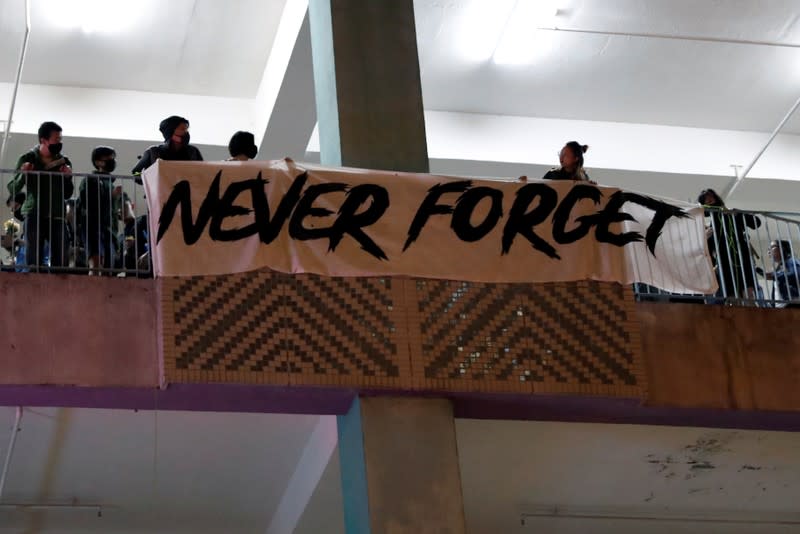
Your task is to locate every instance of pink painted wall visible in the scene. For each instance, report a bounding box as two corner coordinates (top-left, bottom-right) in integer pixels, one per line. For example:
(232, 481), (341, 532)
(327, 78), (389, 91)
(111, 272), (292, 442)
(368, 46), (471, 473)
(0, 274), (160, 387)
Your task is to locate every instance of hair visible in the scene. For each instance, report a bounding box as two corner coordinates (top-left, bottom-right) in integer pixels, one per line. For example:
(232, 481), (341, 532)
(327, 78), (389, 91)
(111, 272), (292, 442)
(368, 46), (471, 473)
(563, 141), (589, 170)
(91, 145), (116, 164)
(697, 188), (725, 207)
(37, 121), (62, 142)
(159, 115), (189, 140)
(771, 239), (793, 259)
(228, 131), (258, 159)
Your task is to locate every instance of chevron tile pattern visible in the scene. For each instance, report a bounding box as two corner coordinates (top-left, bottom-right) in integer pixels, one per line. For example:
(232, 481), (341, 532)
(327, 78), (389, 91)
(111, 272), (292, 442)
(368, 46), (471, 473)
(160, 272), (644, 397)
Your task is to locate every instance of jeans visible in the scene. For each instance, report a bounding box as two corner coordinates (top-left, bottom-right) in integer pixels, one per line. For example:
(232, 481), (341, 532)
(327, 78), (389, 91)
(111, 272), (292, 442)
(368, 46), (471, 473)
(25, 211), (66, 270)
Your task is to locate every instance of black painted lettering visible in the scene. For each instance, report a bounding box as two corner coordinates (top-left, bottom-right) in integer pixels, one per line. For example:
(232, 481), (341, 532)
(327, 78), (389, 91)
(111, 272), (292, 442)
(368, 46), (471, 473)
(451, 186), (503, 242)
(156, 171), (222, 245)
(551, 184), (603, 244)
(258, 171), (307, 244)
(595, 191), (643, 247)
(403, 181), (472, 251)
(329, 184), (390, 260)
(609, 191), (688, 255)
(288, 182), (347, 241)
(501, 183), (559, 258)
(208, 177), (261, 241)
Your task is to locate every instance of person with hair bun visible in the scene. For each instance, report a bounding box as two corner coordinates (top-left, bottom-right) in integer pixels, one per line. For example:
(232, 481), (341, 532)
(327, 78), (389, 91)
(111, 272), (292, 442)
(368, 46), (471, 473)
(543, 141), (592, 182)
(226, 131), (258, 161)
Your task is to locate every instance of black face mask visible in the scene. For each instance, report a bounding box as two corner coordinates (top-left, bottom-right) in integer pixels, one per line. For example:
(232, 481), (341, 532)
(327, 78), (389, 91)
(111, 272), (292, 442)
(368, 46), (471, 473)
(47, 142), (63, 155)
(181, 132), (190, 145)
(101, 159), (117, 174)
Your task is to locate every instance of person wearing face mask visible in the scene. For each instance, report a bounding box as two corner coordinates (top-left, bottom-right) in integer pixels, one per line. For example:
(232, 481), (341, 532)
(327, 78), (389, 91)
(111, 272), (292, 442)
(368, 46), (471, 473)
(7, 121), (74, 270)
(131, 115), (203, 176)
(76, 146), (127, 274)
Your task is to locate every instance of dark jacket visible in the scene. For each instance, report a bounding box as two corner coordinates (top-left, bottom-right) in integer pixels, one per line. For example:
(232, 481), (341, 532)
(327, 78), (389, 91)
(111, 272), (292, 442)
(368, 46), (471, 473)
(75, 174), (127, 238)
(773, 257), (800, 301)
(542, 168), (591, 182)
(705, 207), (761, 294)
(132, 142), (204, 175)
(8, 147), (74, 218)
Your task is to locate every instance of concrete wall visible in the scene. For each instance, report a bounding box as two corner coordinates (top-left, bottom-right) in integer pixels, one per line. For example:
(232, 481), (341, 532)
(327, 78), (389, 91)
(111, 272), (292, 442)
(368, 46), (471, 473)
(0, 274), (159, 387)
(638, 303), (800, 412)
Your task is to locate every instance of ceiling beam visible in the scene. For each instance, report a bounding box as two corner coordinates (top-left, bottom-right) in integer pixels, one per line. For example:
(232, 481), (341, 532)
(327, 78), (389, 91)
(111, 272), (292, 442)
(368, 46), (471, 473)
(0, 82), (254, 147)
(306, 110), (800, 182)
(253, 0), (317, 161)
(265, 415), (338, 534)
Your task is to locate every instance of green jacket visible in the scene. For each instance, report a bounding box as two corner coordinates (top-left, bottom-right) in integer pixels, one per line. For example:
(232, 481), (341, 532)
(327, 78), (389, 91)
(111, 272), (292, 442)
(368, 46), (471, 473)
(8, 147), (74, 218)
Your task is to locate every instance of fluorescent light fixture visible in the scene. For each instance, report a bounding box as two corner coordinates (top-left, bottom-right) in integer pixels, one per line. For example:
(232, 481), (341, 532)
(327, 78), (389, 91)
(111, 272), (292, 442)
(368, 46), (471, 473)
(492, 0), (558, 65)
(39, 0), (154, 34)
(455, 0), (517, 63)
(520, 504), (800, 527)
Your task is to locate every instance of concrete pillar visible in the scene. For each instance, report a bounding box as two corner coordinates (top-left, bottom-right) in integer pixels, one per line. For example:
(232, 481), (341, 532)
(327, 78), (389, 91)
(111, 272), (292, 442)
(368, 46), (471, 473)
(337, 397), (467, 534)
(308, 5), (453, 531)
(307, 0), (429, 172)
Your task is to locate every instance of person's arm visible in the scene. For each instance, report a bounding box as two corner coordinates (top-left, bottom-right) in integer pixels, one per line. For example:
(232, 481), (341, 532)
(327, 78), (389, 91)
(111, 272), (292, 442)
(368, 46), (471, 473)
(8, 153), (33, 198)
(121, 195), (135, 224)
(132, 147), (155, 175)
(192, 146), (204, 161)
(62, 156), (74, 199)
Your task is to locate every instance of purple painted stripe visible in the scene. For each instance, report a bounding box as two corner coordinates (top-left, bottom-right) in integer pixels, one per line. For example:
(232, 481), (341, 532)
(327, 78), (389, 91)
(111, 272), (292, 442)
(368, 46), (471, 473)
(0, 384), (356, 415)
(450, 394), (800, 432)
(0, 384), (798, 432)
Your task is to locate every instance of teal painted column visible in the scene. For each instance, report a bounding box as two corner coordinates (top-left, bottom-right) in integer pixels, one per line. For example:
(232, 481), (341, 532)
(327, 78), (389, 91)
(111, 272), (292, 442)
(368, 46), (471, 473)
(310, 3), (458, 531)
(336, 398), (371, 534)
(307, 0), (429, 172)
(336, 397), (467, 534)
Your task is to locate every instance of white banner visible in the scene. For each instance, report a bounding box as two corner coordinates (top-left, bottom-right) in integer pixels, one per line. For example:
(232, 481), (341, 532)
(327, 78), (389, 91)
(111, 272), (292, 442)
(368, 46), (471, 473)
(143, 159), (716, 293)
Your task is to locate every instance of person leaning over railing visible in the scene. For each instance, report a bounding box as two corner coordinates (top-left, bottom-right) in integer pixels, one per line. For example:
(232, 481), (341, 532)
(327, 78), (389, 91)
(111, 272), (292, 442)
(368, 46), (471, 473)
(542, 141), (596, 183)
(131, 115), (203, 176)
(765, 240), (800, 308)
(698, 188), (761, 301)
(126, 115), (204, 278)
(7, 121), (74, 271)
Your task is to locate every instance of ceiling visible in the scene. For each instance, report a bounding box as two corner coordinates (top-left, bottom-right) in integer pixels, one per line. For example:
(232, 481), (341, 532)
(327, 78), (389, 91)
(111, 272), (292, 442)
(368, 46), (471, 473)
(0, 0), (284, 98)
(1, 0), (800, 205)
(296, 418), (800, 534)
(0, 407), (320, 533)
(3, 407), (798, 534)
(455, 419), (800, 533)
(416, 0), (800, 133)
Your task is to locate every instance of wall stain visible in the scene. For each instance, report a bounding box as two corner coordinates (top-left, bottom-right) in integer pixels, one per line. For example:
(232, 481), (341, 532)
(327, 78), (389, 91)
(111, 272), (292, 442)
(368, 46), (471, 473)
(739, 464), (763, 471)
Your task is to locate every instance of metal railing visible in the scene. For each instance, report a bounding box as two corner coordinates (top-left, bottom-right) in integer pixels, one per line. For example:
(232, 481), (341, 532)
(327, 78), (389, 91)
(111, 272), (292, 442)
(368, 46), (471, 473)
(1, 169), (151, 277)
(635, 207), (800, 307)
(1, 167), (799, 309)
